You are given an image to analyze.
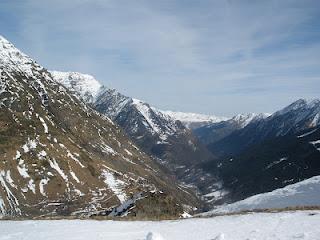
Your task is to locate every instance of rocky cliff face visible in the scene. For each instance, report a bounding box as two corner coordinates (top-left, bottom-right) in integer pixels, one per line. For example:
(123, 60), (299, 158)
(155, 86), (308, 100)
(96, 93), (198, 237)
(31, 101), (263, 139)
(0, 35), (199, 218)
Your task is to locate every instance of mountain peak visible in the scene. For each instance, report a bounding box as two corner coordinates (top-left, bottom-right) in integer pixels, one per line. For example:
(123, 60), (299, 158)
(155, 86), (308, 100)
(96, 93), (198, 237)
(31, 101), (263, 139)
(231, 113), (270, 128)
(307, 99), (320, 108)
(0, 35), (43, 78)
(94, 87), (132, 118)
(274, 98), (320, 117)
(50, 71), (102, 103)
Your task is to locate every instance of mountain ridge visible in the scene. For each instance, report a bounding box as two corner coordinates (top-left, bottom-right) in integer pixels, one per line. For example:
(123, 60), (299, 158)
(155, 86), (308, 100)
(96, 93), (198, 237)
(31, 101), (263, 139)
(0, 35), (199, 218)
(161, 110), (228, 129)
(201, 99), (320, 202)
(194, 112), (270, 146)
(51, 71), (226, 206)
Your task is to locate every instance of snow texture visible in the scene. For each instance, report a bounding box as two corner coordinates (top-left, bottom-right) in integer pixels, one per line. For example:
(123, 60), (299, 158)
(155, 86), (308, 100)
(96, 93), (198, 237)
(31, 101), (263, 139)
(202, 175), (320, 215)
(161, 110), (228, 128)
(0, 35), (50, 106)
(17, 164), (30, 179)
(101, 170), (127, 203)
(48, 159), (68, 182)
(297, 128), (318, 138)
(274, 99), (320, 117)
(50, 71), (102, 103)
(231, 113), (271, 128)
(22, 138), (37, 153)
(0, 211), (320, 239)
(0, 36), (38, 77)
(133, 99), (173, 139)
(39, 116), (48, 133)
(39, 178), (49, 196)
(272, 99), (320, 127)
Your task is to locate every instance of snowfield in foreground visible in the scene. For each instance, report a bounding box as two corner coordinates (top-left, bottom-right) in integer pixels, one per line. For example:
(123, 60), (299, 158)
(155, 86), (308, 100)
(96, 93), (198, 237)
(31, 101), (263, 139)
(1, 211), (320, 240)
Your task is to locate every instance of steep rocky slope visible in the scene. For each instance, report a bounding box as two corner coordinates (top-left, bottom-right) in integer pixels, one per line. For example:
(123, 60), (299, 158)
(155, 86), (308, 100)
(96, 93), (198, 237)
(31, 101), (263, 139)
(52, 73), (224, 206)
(0, 35), (199, 218)
(94, 89), (213, 169)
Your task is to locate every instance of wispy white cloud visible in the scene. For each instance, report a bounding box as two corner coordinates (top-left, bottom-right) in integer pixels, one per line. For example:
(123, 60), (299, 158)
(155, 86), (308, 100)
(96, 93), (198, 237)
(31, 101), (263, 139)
(0, 0), (319, 116)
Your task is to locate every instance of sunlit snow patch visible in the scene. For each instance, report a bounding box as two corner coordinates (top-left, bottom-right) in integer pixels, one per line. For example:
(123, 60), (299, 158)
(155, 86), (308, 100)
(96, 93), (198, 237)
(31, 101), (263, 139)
(101, 170), (127, 203)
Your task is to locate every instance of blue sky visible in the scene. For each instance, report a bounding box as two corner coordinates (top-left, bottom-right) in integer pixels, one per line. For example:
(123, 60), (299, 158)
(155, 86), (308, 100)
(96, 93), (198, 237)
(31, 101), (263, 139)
(1, 0), (320, 116)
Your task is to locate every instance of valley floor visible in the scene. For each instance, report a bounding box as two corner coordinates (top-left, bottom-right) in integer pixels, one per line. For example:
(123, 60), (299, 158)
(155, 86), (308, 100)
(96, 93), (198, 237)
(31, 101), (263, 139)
(0, 211), (319, 240)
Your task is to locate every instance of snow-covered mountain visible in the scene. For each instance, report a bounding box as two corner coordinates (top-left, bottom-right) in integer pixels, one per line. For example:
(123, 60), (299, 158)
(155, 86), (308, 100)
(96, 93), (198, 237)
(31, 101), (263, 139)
(0, 35), (199, 218)
(161, 110), (228, 129)
(208, 98), (320, 156)
(200, 99), (320, 203)
(52, 73), (224, 205)
(94, 88), (182, 144)
(194, 113), (270, 145)
(274, 99), (320, 127)
(231, 112), (271, 128)
(162, 111), (270, 130)
(203, 175), (320, 215)
(50, 71), (102, 103)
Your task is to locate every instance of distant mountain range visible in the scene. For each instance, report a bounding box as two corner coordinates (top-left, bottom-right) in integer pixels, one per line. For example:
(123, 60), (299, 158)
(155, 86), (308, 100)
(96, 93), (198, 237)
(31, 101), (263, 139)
(194, 113), (270, 145)
(207, 99), (320, 156)
(161, 110), (228, 129)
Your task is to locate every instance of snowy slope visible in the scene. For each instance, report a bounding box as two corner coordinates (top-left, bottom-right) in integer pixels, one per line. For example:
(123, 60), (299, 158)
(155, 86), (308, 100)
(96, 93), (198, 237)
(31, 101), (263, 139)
(54, 74), (221, 205)
(93, 88), (181, 143)
(50, 72), (227, 131)
(231, 113), (271, 128)
(0, 36), (44, 78)
(202, 175), (320, 215)
(50, 73), (180, 143)
(94, 89), (221, 204)
(1, 211), (320, 240)
(273, 99), (320, 125)
(50, 71), (102, 103)
(132, 98), (179, 141)
(161, 110), (229, 129)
